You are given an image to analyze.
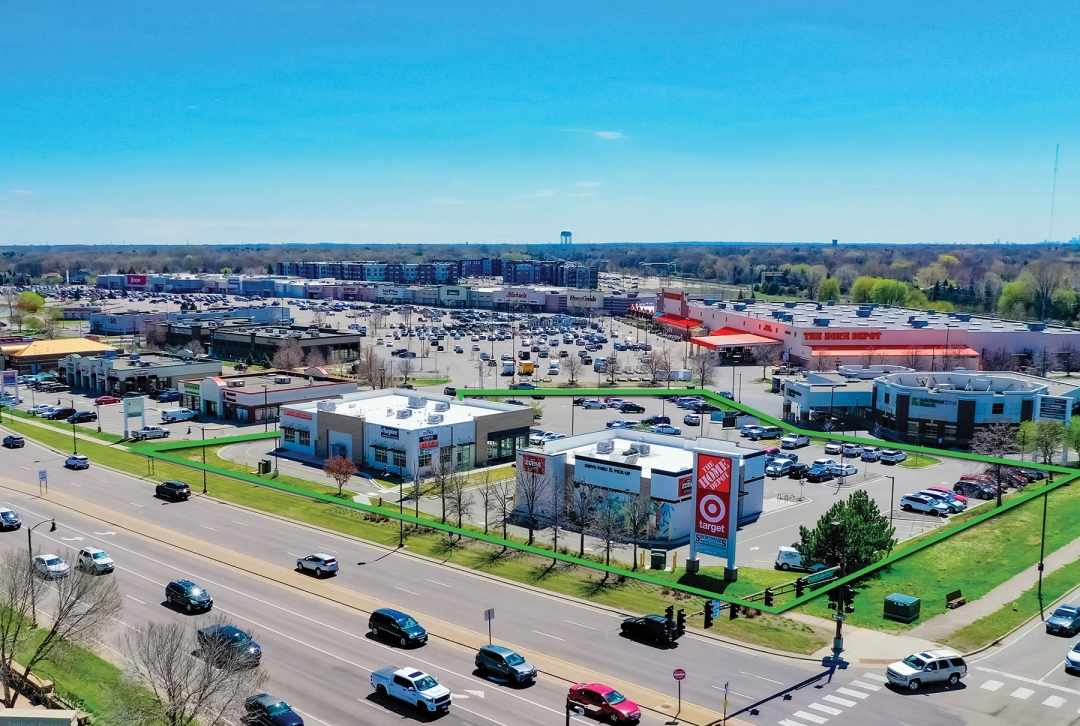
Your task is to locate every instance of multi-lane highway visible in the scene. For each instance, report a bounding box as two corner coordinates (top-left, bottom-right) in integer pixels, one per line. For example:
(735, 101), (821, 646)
(0, 427), (976, 725)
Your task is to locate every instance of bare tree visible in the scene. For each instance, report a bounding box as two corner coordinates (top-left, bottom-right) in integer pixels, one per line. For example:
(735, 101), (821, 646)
(603, 354), (622, 385)
(813, 354), (832, 372)
(859, 347), (881, 369)
(938, 344), (962, 373)
(1058, 343), (1079, 377)
(187, 339), (206, 357)
(688, 351), (718, 388)
(1031, 346), (1053, 377)
(323, 455), (357, 497)
(983, 346), (1015, 372)
(1028, 260), (1065, 321)
(642, 348), (671, 386)
(623, 492), (655, 571)
(396, 356), (418, 386)
(142, 321), (167, 351)
(901, 346), (924, 371)
(545, 476), (566, 555)
(1, 288), (19, 329)
(753, 346), (783, 379)
(400, 308), (414, 330)
(42, 308), (64, 340)
(561, 355), (584, 386)
(475, 469), (499, 534)
(970, 423), (1019, 508)
(567, 479), (597, 558)
(445, 470), (473, 542)
(272, 338), (304, 370)
(490, 476), (517, 543)
(514, 468), (549, 545)
(589, 494), (626, 567)
(119, 617), (268, 726)
(429, 454), (455, 524)
(310, 310), (326, 329)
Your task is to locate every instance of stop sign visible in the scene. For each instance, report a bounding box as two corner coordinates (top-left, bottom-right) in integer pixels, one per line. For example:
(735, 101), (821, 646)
(673, 668), (686, 681)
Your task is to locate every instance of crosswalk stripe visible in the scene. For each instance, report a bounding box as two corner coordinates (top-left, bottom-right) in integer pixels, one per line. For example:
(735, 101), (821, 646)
(981, 680), (1004, 691)
(849, 680), (881, 692)
(1011, 687), (1035, 700)
(793, 711), (828, 724)
(836, 687), (869, 699)
(779, 720), (808, 726)
(823, 695), (856, 707)
(1044, 695), (1066, 708)
(863, 673), (888, 683)
(809, 703), (843, 716)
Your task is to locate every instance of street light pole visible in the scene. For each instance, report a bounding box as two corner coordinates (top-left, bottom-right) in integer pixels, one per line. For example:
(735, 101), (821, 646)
(263, 385), (269, 432)
(201, 426), (208, 493)
(27, 518), (56, 627)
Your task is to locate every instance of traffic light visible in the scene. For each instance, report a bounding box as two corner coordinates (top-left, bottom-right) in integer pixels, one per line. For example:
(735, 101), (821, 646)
(795, 578), (806, 598)
(676, 608), (687, 637)
(842, 584), (856, 613)
(665, 605), (675, 630)
(729, 603), (740, 620)
(763, 588), (774, 607)
(704, 599), (720, 629)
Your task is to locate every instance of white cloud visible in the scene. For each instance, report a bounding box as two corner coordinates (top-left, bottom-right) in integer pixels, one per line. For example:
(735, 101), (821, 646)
(595, 131), (626, 139)
(523, 189), (555, 198)
(576, 181), (601, 188)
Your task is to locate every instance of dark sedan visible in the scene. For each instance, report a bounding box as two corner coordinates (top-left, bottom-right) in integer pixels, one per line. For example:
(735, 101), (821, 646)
(805, 465), (835, 483)
(244, 694), (303, 726)
(67, 411), (97, 424)
(620, 614), (676, 647)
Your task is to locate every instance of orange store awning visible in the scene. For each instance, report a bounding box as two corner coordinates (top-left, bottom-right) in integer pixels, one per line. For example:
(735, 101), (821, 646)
(691, 328), (782, 349)
(654, 313), (704, 329)
(809, 345), (979, 357)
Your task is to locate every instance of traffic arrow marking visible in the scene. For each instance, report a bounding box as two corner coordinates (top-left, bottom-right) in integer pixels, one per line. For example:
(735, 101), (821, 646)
(60, 537), (84, 542)
(94, 531), (117, 536)
(465, 690), (485, 699)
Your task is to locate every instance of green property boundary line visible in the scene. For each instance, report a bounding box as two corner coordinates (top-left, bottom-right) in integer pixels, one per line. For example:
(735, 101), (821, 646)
(132, 392), (1076, 615)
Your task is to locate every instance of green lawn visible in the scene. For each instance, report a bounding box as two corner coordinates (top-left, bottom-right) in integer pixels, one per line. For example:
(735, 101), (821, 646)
(795, 483), (1080, 632)
(899, 453), (943, 469)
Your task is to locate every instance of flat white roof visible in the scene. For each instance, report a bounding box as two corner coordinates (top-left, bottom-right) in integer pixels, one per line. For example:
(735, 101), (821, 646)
(541, 429), (762, 477)
(287, 389), (510, 430)
(563, 440), (692, 476)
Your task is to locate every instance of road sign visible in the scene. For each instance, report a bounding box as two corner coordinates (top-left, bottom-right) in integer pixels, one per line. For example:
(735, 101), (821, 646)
(38, 470), (47, 484)
(672, 668), (686, 681)
(484, 608), (495, 621)
(807, 566), (840, 586)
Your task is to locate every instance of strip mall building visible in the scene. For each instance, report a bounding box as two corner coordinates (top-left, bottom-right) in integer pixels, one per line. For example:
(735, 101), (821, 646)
(655, 288), (1080, 369)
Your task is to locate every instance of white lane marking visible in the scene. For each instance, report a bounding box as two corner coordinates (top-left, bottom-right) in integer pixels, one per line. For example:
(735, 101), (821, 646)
(532, 630), (565, 641)
(779, 720), (809, 726)
(19, 466), (29, 470)
(848, 680), (880, 691)
(287, 553), (302, 558)
(454, 704), (508, 726)
(426, 578), (452, 588)
(808, 703), (842, 716)
(291, 708), (337, 726)
(453, 693), (470, 699)
(740, 671), (783, 684)
(710, 685), (751, 698)
(1039, 661), (1065, 682)
(835, 687), (867, 699)
(822, 695), (855, 707)
(564, 620), (596, 630)
(230, 520), (248, 526)
(201, 525), (218, 531)
(96, 479), (109, 483)
(1011, 687), (1034, 699)
(981, 680), (1004, 691)
(793, 711), (827, 724)
(1044, 695), (1066, 708)
(976, 666), (1080, 696)
(70, 483), (83, 488)
(863, 673), (888, 683)
(126, 595), (145, 604)
(395, 587), (421, 596)
(465, 690), (485, 698)
(129, 502), (143, 507)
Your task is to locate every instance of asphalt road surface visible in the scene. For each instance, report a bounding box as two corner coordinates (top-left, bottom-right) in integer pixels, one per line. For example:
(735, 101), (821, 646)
(0, 425), (978, 726)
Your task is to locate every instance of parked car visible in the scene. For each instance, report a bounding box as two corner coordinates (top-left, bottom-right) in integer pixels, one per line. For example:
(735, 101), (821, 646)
(130, 426), (170, 441)
(886, 650), (967, 690)
(368, 608), (428, 647)
(840, 443), (862, 457)
(581, 400), (606, 410)
(787, 462), (811, 479)
(165, 579), (213, 612)
(67, 411), (97, 424)
(860, 446), (883, 462)
(1046, 605), (1080, 636)
(824, 440), (843, 455)
(161, 408), (198, 423)
(29, 404), (56, 416)
(900, 494), (950, 516)
(122, 392), (144, 399)
(243, 694), (304, 726)
(371, 667), (451, 713)
(812, 458), (837, 468)
(93, 394), (121, 405)
(566, 684), (641, 723)
(880, 449), (908, 464)
(780, 433), (810, 449)
(474, 645), (537, 684)
(775, 546), (829, 572)
(614, 402), (645, 413)
(32, 554), (70, 579)
(65, 454), (90, 470)
(77, 547), (115, 574)
(683, 414), (701, 426)
(45, 407), (77, 420)
(156, 480), (191, 501)
(953, 479), (996, 500)
(642, 415), (670, 426)
(740, 425), (763, 438)
(620, 614), (677, 647)
(748, 425), (783, 441)
(918, 489), (966, 513)
(156, 389), (182, 402)
(650, 424), (682, 436)
(2, 434), (24, 449)
(0, 508), (21, 531)
(295, 553), (338, 577)
(765, 459), (792, 477)
(605, 420), (636, 430)
(198, 624), (262, 667)
(830, 463), (858, 477)
(805, 465), (834, 483)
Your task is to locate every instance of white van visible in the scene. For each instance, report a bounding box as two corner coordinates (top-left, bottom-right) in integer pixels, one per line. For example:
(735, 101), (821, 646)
(548, 361), (560, 375)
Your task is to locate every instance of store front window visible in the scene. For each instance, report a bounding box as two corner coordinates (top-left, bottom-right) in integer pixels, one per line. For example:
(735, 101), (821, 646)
(486, 428), (529, 464)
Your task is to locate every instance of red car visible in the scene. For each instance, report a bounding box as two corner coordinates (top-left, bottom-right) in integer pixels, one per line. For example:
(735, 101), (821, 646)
(94, 395), (121, 405)
(566, 683), (641, 723)
(927, 485), (966, 504)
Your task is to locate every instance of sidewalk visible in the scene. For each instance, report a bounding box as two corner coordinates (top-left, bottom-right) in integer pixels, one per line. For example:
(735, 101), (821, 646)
(785, 611), (943, 665)
(907, 534), (1080, 642)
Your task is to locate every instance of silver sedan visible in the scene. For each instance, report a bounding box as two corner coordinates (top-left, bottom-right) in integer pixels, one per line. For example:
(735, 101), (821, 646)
(295, 553), (339, 577)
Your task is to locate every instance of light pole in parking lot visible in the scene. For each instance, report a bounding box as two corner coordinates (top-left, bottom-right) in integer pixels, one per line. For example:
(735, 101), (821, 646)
(886, 475), (895, 533)
(262, 385), (269, 433)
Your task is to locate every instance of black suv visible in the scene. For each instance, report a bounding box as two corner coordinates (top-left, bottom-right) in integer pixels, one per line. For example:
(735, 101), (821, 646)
(67, 411), (97, 424)
(45, 408), (77, 420)
(615, 402), (645, 413)
(156, 480), (191, 501)
(368, 608), (427, 647)
(474, 645), (537, 684)
(641, 415), (671, 426)
(197, 624), (262, 667)
(2, 435), (24, 449)
(620, 614), (678, 647)
(165, 579), (213, 612)
(244, 694), (304, 726)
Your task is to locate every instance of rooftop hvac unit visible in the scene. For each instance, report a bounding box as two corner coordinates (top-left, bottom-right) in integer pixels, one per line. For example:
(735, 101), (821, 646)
(407, 395), (428, 409)
(433, 401), (450, 412)
(596, 440), (615, 454)
(227, 380), (245, 387)
(316, 401), (336, 412)
(274, 375), (292, 384)
(396, 408), (413, 419)
(622, 453), (639, 465)
(632, 443), (651, 456)
(427, 413), (444, 424)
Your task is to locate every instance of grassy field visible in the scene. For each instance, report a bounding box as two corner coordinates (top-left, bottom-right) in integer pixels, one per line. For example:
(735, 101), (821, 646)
(796, 482), (1080, 631)
(899, 453), (943, 469)
(942, 556), (1080, 652)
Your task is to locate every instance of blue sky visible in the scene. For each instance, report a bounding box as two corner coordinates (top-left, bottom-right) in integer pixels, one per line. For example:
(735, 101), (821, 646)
(1, 2), (1078, 245)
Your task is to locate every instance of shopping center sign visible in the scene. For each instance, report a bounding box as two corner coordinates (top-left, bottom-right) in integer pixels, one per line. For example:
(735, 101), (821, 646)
(691, 453), (737, 563)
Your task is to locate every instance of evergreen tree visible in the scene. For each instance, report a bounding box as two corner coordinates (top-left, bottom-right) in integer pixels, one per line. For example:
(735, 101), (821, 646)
(795, 490), (895, 574)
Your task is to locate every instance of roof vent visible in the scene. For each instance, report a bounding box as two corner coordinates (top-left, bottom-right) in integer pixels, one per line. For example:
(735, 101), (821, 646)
(227, 379), (245, 387)
(427, 413), (444, 424)
(407, 395), (427, 409)
(274, 375), (292, 384)
(813, 318), (831, 327)
(316, 401), (336, 412)
(434, 401), (450, 412)
(1029, 322), (1046, 331)
(596, 440), (615, 454)
(396, 408), (413, 419)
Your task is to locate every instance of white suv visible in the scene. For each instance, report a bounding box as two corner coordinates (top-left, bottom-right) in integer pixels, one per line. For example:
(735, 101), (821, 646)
(887, 650), (967, 690)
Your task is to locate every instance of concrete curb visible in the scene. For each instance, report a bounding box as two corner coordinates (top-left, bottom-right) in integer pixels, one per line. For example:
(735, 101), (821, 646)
(962, 579), (1080, 659)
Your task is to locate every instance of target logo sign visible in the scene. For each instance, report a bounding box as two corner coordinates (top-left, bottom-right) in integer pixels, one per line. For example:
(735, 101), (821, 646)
(694, 454), (733, 555)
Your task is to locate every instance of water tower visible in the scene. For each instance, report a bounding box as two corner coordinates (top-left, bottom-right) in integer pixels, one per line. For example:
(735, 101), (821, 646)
(560, 231), (572, 245)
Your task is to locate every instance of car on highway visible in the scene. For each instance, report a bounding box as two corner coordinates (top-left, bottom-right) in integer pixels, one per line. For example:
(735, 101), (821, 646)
(650, 424), (682, 436)
(787, 462), (811, 479)
(156, 480), (191, 501)
(566, 683), (641, 723)
(130, 426), (170, 441)
(805, 465), (834, 483)
(66, 410), (97, 424)
(823, 440), (843, 455)
(165, 579), (213, 613)
(32, 554), (70, 579)
(682, 413), (701, 426)
(886, 650), (967, 691)
(0, 508), (21, 531)
(371, 667), (451, 713)
(2, 434), (24, 449)
(879, 449), (908, 464)
(474, 645), (537, 684)
(780, 433), (810, 449)
(295, 553), (338, 577)
(899, 494), (950, 516)
(94, 395), (121, 405)
(197, 624), (262, 667)
(765, 459), (792, 477)
(65, 454), (90, 470)
(620, 614), (677, 647)
(243, 693), (304, 726)
(369, 608), (428, 648)
(860, 446), (883, 462)
(580, 400), (606, 410)
(1046, 605), (1080, 636)
(830, 463), (858, 477)
(77, 547), (115, 574)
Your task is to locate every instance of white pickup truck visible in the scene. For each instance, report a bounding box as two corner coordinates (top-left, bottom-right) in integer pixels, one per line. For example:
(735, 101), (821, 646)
(129, 426), (170, 441)
(161, 408), (199, 423)
(371, 667), (451, 714)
